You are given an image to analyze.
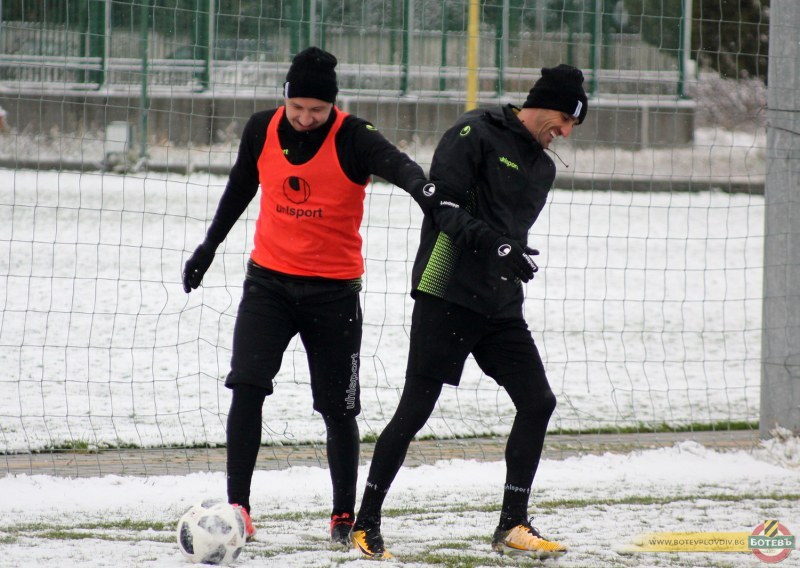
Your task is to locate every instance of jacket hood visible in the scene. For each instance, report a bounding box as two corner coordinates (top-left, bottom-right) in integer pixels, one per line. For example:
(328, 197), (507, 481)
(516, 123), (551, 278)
(486, 105), (545, 152)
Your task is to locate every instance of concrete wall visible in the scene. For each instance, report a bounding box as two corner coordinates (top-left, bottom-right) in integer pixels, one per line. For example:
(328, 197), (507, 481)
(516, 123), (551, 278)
(0, 89), (694, 150)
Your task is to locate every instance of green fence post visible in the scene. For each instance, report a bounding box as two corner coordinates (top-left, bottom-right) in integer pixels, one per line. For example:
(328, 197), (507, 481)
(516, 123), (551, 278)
(287, 0), (310, 54)
(400, 0), (411, 95)
(195, 1), (211, 91)
(440, 28), (447, 93)
(677, 0), (692, 99)
(77, 0), (88, 81)
(589, 0), (601, 95)
(289, 1), (299, 54)
(88, 0), (106, 86)
(139, 0), (151, 160)
(495, 0), (509, 97)
(390, 0), (397, 64)
(318, 0), (326, 51)
(567, 26), (574, 66)
(304, 0), (312, 47)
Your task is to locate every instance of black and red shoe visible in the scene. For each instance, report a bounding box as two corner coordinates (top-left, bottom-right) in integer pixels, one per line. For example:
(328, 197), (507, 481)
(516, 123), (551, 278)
(330, 512), (355, 549)
(231, 503), (257, 542)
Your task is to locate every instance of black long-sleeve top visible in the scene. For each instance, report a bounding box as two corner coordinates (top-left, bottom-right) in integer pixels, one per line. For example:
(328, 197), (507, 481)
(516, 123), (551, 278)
(203, 106), (426, 248)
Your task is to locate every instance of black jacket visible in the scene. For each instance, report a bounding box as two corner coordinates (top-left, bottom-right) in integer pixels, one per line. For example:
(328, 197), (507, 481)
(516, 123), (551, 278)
(412, 104), (556, 317)
(203, 106), (426, 248)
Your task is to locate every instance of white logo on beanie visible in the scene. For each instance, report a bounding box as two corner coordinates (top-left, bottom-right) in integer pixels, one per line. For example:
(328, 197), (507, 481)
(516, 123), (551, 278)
(284, 82), (290, 98)
(573, 100), (583, 118)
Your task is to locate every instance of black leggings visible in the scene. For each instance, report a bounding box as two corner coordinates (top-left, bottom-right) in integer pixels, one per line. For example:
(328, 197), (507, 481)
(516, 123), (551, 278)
(226, 383), (360, 515)
(357, 374), (556, 526)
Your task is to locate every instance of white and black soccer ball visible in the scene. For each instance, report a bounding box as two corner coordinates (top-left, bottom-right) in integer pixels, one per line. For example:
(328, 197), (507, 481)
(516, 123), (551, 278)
(176, 499), (247, 565)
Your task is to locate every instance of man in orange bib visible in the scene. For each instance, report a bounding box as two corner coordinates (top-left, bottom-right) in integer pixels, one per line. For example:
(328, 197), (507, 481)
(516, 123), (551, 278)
(182, 47), (439, 548)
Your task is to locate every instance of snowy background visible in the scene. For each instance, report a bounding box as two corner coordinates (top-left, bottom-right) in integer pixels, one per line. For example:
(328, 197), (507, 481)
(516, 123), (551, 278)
(1, 111), (794, 568)
(0, 126), (767, 452)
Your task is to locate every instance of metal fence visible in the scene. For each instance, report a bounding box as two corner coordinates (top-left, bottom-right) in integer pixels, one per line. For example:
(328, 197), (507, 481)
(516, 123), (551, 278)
(0, 21), (684, 96)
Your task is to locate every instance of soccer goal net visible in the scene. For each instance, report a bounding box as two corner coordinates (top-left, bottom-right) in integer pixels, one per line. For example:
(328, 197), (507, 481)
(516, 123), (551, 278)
(0, 1), (779, 470)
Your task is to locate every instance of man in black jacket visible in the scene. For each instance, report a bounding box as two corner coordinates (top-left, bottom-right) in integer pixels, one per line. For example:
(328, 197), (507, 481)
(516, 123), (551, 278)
(350, 64), (588, 560)
(182, 47), (437, 548)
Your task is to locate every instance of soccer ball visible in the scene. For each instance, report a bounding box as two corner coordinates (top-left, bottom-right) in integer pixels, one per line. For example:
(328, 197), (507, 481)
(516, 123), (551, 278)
(176, 499), (247, 565)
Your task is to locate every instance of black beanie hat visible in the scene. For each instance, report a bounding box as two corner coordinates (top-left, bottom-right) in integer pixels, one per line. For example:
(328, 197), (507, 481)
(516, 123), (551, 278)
(523, 64), (588, 125)
(283, 47), (338, 103)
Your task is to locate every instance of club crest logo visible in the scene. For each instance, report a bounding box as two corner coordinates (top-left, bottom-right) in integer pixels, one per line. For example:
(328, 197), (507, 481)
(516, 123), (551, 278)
(749, 520), (794, 563)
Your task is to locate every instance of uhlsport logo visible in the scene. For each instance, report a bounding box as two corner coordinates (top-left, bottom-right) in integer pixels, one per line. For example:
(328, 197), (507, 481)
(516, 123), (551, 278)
(283, 175), (311, 204)
(345, 352), (359, 410)
(499, 156), (519, 170)
(497, 243), (512, 257)
(422, 183), (436, 197)
(278, 175), (322, 218)
(749, 520), (794, 563)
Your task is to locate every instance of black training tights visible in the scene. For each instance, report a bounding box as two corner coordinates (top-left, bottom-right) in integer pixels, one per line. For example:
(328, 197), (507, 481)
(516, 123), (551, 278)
(226, 383), (360, 515)
(356, 375), (556, 526)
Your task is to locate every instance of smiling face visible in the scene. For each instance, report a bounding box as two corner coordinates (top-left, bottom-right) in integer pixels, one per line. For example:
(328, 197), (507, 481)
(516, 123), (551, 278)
(517, 108), (579, 149)
(284, 97), (334, 132)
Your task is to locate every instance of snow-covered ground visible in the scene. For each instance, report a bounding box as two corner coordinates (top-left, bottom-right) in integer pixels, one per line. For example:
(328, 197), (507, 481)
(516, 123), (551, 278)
(0, 433), (798, 567)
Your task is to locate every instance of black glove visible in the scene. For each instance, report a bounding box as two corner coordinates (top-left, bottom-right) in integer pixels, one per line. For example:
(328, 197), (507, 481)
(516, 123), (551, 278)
(182, 242), (216, 293)
(491, 237), (539, 283)
(409, 179), (440, 215)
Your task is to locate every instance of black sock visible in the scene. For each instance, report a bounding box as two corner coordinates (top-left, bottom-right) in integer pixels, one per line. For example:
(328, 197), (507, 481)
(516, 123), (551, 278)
(498, 509), (528, 531)
(354, 481), (390, 528)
